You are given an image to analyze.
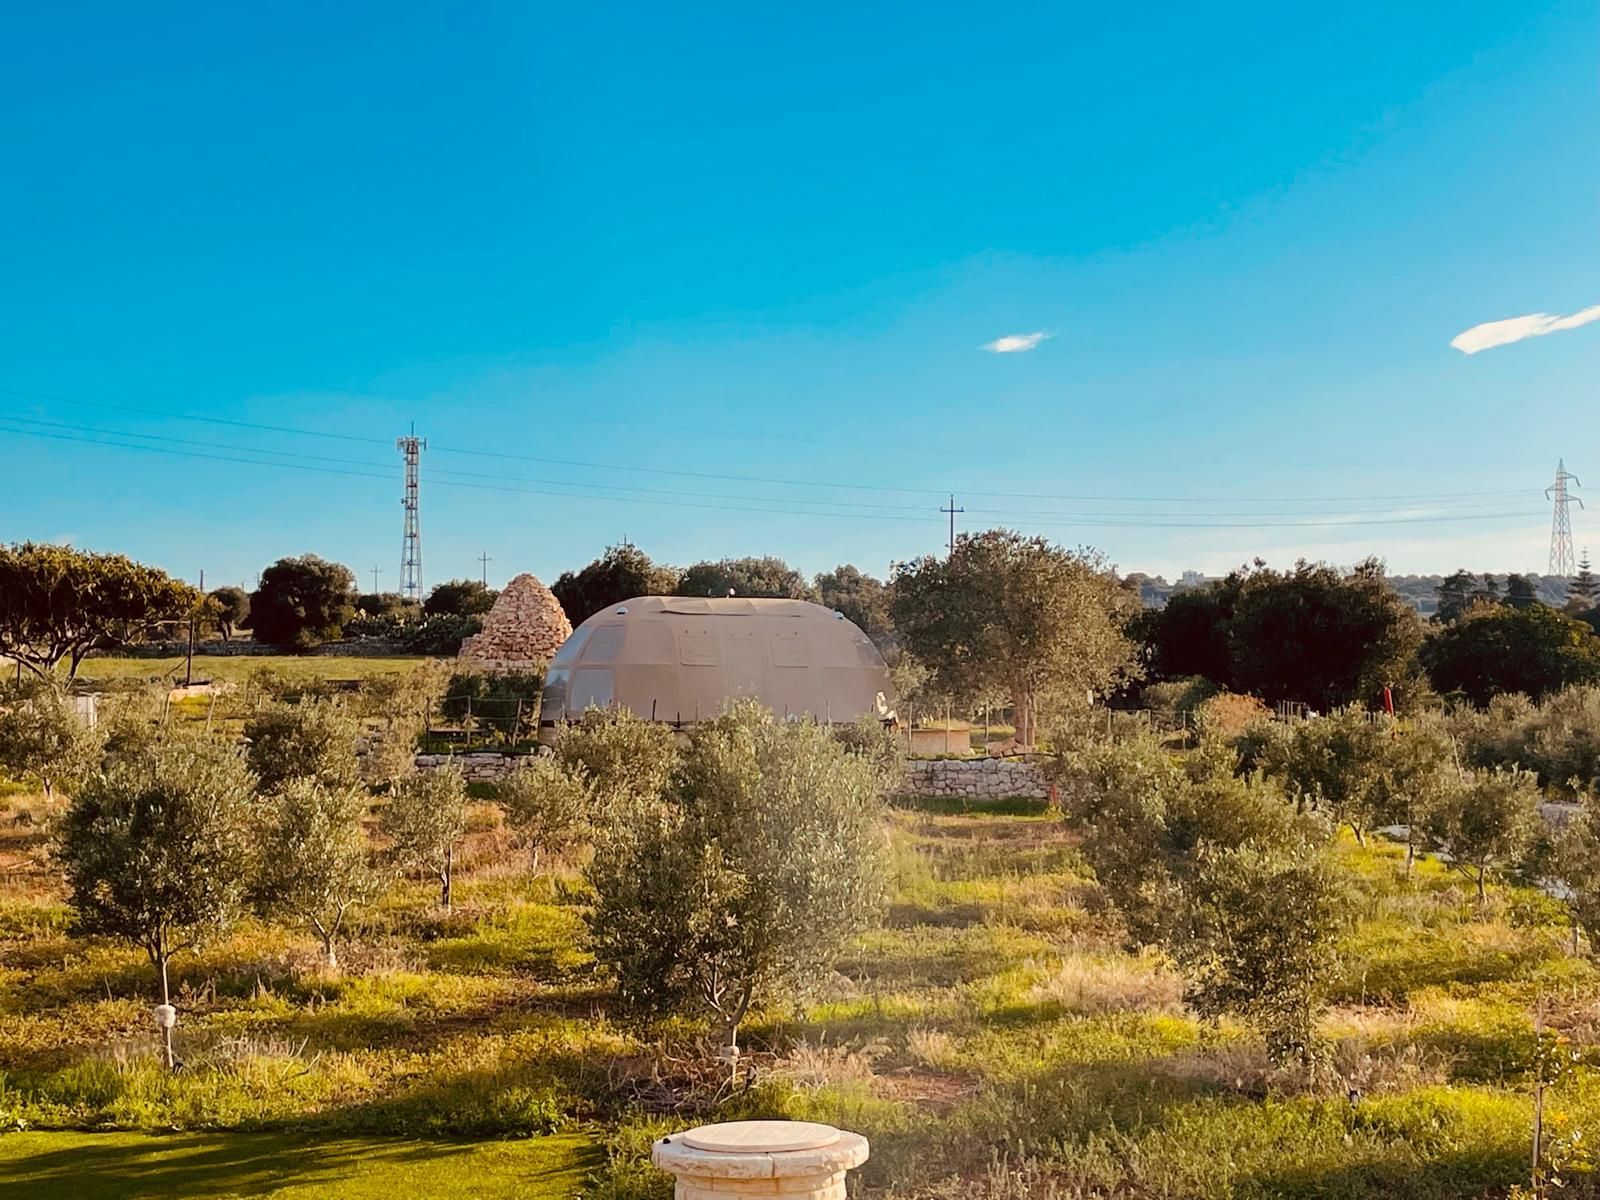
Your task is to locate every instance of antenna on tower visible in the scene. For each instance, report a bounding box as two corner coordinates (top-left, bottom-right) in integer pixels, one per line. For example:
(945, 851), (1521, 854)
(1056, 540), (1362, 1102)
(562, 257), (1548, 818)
(1547, 458), (1583, 579)
(397, 425), (427, 602)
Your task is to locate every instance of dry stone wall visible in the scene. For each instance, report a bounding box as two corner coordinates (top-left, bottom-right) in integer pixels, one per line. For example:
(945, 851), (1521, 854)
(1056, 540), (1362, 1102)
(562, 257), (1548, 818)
(902, 758), (1050, 801)
(457, 573), (572, 672)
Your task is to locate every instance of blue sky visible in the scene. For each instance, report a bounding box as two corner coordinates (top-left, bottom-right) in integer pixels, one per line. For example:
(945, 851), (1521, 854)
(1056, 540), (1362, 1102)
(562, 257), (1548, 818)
(2, 1), (1597, 590)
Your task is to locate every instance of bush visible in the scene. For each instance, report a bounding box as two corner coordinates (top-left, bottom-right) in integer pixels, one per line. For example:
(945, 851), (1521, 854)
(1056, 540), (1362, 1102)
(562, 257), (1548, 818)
(1421, 766), (1542, 905)
(401, 613), (482, 656)
(832, 717), (904, 792)
(356, 661), (451, 785)
(1193, 691), (1269, 738)
(1449, 685), (1600, 799)
(585, 702), (886, 1055)
(552, 705), (679, 809)
(243, 700), (362, 793)
(1056, 728), (1345, 1064)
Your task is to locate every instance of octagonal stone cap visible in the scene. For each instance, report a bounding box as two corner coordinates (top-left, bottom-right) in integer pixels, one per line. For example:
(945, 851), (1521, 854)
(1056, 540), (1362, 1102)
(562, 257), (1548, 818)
(652, 1121), (870, 1179)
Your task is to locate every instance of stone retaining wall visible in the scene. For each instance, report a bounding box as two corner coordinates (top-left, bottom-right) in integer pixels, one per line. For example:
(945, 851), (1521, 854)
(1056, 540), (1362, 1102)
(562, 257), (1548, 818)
(413, 751), (538, 781)
(901, 758), (1050, 801)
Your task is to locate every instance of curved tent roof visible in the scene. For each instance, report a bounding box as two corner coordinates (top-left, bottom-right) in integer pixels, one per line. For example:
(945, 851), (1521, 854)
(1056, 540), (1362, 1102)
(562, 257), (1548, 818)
(539, 596), (895, 726)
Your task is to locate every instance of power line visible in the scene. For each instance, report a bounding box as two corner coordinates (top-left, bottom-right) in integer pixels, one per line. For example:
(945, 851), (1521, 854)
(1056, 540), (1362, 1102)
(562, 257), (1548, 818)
(0, 419), (1551, 530)
(0, 385), (1541, 507)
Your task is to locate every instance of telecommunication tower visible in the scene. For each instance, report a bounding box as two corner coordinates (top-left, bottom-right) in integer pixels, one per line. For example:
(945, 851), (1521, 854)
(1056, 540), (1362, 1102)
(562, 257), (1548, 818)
(1547, 459), (1583, 578)
(397, 427), (426, 601)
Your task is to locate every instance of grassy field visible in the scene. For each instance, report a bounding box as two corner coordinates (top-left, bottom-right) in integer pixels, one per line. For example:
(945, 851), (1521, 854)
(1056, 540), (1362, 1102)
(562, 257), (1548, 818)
(5, 783), (1600, 1197)
(64, 656), (429, 686)
(0, 1130), (598, 1199)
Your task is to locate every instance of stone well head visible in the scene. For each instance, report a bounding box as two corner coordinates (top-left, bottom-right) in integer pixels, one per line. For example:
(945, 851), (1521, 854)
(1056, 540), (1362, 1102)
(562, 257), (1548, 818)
(651, 1120), (869, 1200)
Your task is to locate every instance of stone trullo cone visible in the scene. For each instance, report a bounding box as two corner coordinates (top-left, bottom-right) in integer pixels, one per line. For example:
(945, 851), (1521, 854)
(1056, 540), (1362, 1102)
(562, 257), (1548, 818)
(457, 573), (573, 672)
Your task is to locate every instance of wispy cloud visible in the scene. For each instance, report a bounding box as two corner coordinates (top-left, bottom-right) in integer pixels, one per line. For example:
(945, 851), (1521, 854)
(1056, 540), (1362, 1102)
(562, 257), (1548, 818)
(1451, 304), (1600, 354)
(982, 331), (1051, 354)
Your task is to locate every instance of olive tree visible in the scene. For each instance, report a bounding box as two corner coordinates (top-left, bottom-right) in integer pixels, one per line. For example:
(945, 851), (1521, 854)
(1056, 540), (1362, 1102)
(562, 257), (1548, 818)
(209, 586), (250, 641)
(1056, 730), (1346, 1065)
(552, 705), (680, 809)
(1421, 766), (1542, 905)
(1260, 708), (1392, 843)
(586, 702), (886, 1060)
(1178, 841), (1348, 1067)
(244, 700), (362, 793)
(382, 765), (469, 908)
(1554, 807), (1600, 953)
(54, 735), (256, 1068)
(891, 530), (1138, 747)
(252, 778), (376, 966)
(497, 757), (594, 870)
(0, 681), (103, 799)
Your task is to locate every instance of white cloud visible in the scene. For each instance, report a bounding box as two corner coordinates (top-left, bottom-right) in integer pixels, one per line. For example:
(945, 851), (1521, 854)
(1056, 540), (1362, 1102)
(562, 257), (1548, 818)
(1450, 304), (1600, 354)
(982, 331), (1051, 353)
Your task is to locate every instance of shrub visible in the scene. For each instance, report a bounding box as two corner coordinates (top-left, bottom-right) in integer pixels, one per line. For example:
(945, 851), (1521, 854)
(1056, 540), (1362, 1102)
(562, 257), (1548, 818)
(1193, 691), (1270, 738)
(832, 717), (904, 792)
(552, 705), (679, 809)
(0, 680), (103, 799)
(400, 613), (482, 656)
(1056, 727), (1345, 1064)
(243, 700), (362, 792)
(357, 661), (451, 785)
(382, 766), (469, 909)
(585, 702), (886, 1056)
(1178, 840), (1348, 1067)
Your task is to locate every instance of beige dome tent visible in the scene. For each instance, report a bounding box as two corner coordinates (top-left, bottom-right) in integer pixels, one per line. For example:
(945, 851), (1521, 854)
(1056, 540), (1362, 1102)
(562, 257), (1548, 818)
(539, 596), (895, 729)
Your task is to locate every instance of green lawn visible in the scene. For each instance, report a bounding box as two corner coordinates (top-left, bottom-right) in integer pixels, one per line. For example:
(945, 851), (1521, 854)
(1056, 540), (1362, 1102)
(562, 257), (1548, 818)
(0, 1130), (599, 1200)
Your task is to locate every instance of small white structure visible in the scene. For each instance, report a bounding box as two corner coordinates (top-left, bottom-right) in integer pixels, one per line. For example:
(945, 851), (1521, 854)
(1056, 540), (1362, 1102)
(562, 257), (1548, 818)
(651, 1120), (869, 1200)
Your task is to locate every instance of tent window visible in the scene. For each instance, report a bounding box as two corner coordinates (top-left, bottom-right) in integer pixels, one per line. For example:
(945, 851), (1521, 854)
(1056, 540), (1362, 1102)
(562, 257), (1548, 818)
(549, 627), (589, 666)
(582, 624), (626, 663)
(770, 630), (807, 668)
(678, 629), (717, 666)
(570, 669), (615, 710)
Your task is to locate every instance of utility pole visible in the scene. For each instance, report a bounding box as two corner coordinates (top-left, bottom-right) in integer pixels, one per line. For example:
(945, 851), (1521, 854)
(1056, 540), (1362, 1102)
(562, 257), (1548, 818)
(940, 493), (965, 558)
(397, 425), (426, 601)
(370, 565), (383, 594)
(1548, 459), (1583, 580)
(185, 568), (204, 687)
(477, 550), (492, 586)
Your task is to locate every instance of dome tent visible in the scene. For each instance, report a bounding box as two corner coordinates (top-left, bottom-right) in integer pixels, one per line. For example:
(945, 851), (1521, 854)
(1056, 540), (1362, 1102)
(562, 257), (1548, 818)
(539, 596), (894, 729)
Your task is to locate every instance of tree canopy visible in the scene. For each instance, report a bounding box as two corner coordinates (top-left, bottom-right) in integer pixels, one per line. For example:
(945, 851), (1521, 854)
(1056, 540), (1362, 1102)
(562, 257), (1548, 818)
(551, 544), (680, 626)
(423, 579), (499, 618)
(208, 586), (250, 641)
(1420, 602), (1600, 705)
(675, 556), (818, 601)
(0, 542), (197, 677)
(815, 564), (895, 654)
(248, 555), (357, 649)
(890, 529), (1137, 744)
(1139, 559), (1421, 711)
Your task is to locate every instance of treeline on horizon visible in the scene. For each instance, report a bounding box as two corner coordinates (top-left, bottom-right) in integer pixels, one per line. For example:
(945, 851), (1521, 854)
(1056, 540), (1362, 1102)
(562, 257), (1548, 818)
(4, 538), (1600, 714)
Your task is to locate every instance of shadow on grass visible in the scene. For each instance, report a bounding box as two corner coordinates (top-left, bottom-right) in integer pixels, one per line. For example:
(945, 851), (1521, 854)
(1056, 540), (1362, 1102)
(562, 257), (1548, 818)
(0, 1130), (601, 1200)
